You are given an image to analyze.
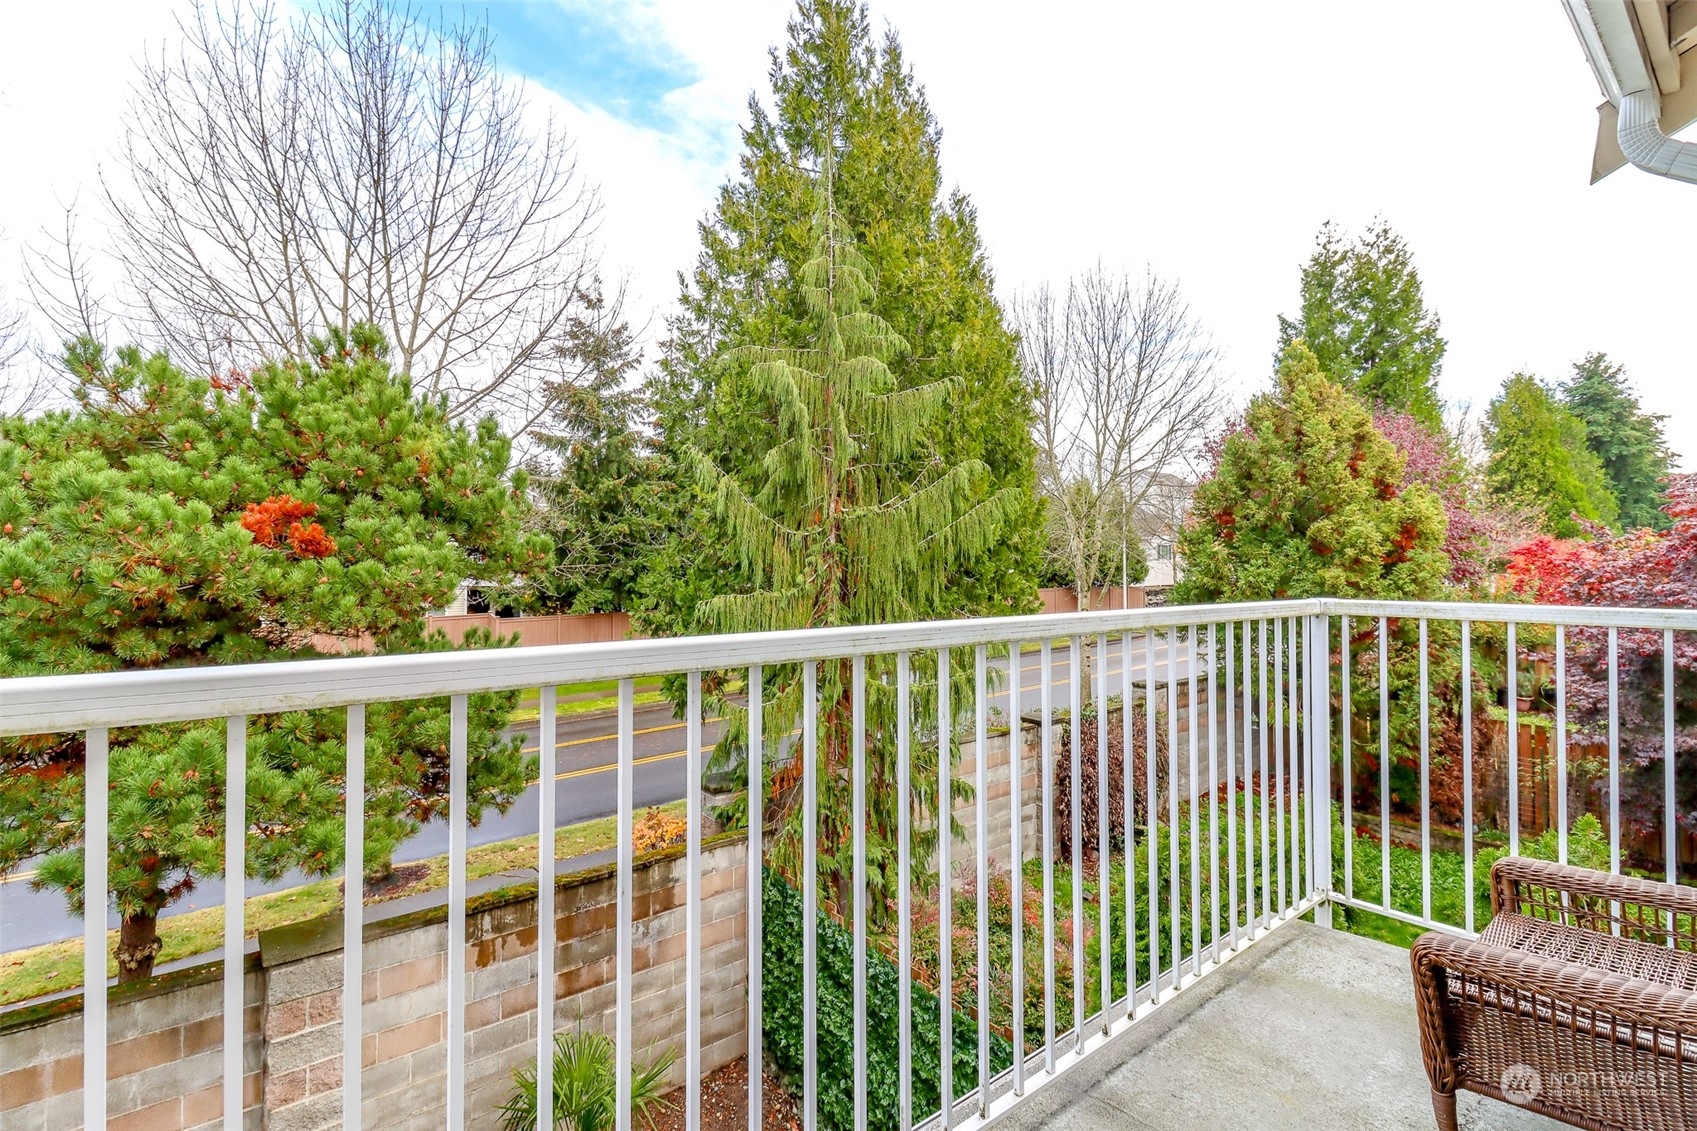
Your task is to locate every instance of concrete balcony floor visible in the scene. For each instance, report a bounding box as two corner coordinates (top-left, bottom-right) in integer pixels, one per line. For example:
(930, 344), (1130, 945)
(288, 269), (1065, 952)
(993, 920), (1566, 1131)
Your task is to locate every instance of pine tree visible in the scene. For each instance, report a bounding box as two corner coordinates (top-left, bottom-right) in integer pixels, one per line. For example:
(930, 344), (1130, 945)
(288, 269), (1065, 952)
(1485, 373), (1619, 537)
(1276, 219), (1447, 430)
(1561, 352), (1674, 532)
(531, 315), (661, 613)
(0, 327), (548, 979)
(642, 0), (1042, 637)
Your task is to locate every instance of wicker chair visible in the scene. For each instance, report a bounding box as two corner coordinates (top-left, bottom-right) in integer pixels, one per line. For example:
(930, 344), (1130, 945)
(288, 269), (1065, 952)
(1411, 856), (1697, 1130)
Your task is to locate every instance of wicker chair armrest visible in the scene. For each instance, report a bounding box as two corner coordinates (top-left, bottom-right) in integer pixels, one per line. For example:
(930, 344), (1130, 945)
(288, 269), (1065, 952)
(1412, 931), (1697, 1036)
(1489, 855), (1697, 923)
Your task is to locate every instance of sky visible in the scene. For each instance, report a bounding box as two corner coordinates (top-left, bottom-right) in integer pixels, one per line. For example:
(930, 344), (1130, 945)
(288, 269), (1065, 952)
(0, 1), (1691, 465)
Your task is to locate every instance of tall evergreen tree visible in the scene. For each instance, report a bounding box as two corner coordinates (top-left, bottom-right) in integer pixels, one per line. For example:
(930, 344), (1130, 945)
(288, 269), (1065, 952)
(643, 0), (1043, 638)
(688, 175), (1019, 899)
(531, 312), (661, 613)
(1561, 352), (1674, 531)
(1276, 219), (1447, 430)
(1485, 373), (1619, 538)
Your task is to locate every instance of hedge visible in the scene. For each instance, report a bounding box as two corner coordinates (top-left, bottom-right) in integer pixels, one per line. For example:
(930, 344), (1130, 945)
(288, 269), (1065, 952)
(761, 868), (1012, 1129)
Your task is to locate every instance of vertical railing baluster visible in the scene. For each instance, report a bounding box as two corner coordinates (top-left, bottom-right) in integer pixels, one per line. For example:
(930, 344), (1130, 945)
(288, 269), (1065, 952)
(1557, 625), (1569, 866)
(1241, 622), (1253, 941)
(1096, 633), (1110, 1034)
(1665, 631), (1677, 894)
(616, 679), (635, 1131)
(448, 694), (468, 1130)
(1418, 621), (1431, 925)
(895, 654), (912, 1129)
(936, 649), (952, 1128)
(345, 706), (366, 1131)
(748, 666), (765, 1131)
(1069, 636), (1083, 1046)
(1311, 614), (1332, 928)
(1288, 618), (1301, 906)
(1208, 623), (1220, 961)
(1166, 626), (1180, 987)
(1608, 628), (1620, 875)
(1508, 622), (1520, 858)
(1145, 630), (1160, 1002)
(1282, 611), (1296, 903)
(1258, 620), (1270, 927)
(1379, 618), (1390, 911)
(1226, 623), (1238, 951)
(975, 645), (990, 1112)
(1010, 640), (1026, 1092)
(1665, 631), (1678, 946)
(536, 690), (556, 1131)
(1461, 624), (1474, 937)
(1274, 618), (1286, 915)
(687, 672), (704, 1130)
(803, 660), (820, 1131)
(1188, 626), (1201, 975)
(83, 726), (109, 1131)
(224, 715), (247, 1131)
(1341, 615), (1352, 906)
(1041, 641), (1056, 1070)
(853, 655), (869, 1130)
(1122, 631), (1136, 1016)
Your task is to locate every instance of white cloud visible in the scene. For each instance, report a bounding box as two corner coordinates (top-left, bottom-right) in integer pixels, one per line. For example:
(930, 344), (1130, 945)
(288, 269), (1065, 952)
(3, 1), (1692, 470)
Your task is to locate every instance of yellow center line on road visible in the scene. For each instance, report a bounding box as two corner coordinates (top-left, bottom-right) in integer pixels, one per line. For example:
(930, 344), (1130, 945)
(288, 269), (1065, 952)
(540, 747), (687, 784)
(519, 717), (725, 755)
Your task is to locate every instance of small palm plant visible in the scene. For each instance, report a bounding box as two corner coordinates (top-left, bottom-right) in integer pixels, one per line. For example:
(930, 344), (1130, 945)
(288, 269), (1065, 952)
(496, 1028), (677, 1131)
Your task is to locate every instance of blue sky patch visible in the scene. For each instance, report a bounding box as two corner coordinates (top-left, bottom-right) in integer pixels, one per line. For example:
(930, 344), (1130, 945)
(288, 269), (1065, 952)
(481, 2), (700, 131)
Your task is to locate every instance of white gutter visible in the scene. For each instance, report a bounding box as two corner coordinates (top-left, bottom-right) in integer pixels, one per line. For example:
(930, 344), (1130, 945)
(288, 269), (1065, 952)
(1564, 0), (1697, 184)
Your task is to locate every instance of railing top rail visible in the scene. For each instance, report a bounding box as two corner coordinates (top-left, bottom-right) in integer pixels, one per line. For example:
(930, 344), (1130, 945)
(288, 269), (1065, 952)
(1319, 598), (1697, 631)
(0, 599), (1315, 734)
(3, 597), (1694, 735)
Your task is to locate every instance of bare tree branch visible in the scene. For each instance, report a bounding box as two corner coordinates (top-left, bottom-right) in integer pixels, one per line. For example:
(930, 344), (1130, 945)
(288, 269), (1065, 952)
(45, 0), (612, 455)
(1016, 265), (1224, 608)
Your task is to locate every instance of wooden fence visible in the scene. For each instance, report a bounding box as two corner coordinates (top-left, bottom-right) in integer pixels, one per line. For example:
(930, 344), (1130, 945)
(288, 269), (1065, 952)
(311, 611), (636, 655)
(1035, 585), (1147, 614)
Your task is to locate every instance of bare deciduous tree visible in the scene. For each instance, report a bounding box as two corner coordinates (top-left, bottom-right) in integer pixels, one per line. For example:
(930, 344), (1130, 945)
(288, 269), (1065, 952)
(45, 0), (614, 450)
(1017, 265), (1224, 609)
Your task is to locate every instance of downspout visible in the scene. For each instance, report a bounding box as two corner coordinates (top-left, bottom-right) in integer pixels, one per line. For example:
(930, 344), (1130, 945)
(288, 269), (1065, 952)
(1565, 0), (1697, 185)
(1617, 88), (1697, 183)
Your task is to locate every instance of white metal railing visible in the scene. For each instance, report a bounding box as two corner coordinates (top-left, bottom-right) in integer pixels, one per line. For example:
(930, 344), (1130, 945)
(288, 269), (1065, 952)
(2, 598), (1695, 1130)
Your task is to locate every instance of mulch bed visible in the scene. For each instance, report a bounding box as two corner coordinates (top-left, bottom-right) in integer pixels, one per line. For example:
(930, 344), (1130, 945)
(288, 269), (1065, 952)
(338, 861), (432, 901)
(647, 1056), (803, 1131)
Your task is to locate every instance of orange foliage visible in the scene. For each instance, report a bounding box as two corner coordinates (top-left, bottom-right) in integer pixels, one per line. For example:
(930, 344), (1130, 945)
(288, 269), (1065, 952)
(632, 806), (688, 854)
(242, 495), (336, 558)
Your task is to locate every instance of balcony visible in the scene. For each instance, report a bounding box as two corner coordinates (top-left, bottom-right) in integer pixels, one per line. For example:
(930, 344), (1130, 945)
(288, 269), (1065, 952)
(0, 598), (1690, 1130)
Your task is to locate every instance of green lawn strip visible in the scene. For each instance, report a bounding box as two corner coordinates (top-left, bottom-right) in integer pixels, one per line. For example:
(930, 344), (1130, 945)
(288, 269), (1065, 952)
(0, 800), (685, 1008)
(505, 686), (665, 723)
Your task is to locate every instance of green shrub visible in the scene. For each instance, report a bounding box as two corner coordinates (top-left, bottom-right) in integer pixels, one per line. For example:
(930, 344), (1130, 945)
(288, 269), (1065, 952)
(761, 868), (1011, 1130)
(497, 1028), (675, 1131)
(1333, 811), (1614, 947)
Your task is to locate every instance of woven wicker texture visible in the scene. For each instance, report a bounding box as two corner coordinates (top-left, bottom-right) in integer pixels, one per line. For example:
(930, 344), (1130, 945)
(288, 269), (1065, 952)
(1412, 858), (1697, 1131)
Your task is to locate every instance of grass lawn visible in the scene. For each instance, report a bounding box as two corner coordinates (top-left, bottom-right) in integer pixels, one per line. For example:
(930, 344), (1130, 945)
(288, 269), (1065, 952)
(0, 799), (685, 1008)
(508, 679), (669, 724)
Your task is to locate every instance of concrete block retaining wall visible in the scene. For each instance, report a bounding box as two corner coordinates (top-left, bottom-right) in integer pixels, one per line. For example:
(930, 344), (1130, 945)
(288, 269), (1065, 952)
(0, 836), (749, 1131)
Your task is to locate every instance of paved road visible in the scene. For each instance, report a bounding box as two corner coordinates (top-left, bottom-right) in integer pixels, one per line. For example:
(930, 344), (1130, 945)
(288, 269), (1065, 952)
(0, 634), (1204, 953)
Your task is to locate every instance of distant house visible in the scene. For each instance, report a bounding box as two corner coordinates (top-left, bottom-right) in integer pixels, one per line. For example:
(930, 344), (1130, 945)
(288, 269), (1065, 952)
(1133, 473), (1193, 592)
